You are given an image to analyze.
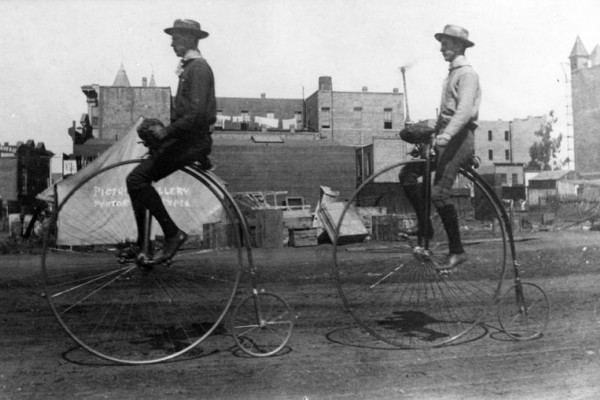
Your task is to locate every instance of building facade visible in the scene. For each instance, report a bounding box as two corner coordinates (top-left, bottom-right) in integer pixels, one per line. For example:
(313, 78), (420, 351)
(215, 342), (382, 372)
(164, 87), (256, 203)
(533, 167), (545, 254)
(215, 94), (304, 131)
(305, 76), (405, 145)
(569, 36), (600, 175)
(77, 65), (171, 161)
(476, 115), (546, 168)
(0, 140), (53, 212)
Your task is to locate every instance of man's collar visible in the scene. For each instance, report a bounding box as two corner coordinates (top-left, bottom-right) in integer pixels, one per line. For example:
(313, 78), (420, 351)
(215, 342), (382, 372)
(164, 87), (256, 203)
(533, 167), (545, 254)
(182, 49), (203, 61)
(449, 55), (470, 70)
(176, 49), (204, 76)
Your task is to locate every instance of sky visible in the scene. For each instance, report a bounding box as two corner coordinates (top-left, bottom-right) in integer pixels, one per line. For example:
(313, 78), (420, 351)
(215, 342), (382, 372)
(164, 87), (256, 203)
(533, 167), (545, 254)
(1, 0), (599, 170)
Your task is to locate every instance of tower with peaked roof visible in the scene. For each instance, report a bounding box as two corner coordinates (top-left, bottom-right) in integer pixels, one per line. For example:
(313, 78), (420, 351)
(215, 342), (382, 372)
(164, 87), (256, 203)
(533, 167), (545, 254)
(569, 36), (600, 175)
(112, 63), (131, 87)
(569, 36), (590, 71)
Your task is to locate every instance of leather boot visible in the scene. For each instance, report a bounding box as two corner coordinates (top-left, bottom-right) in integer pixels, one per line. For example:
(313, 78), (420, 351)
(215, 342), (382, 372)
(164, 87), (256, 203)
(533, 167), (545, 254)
(435, 204), (467, 270)
(403, 184), (434, 240)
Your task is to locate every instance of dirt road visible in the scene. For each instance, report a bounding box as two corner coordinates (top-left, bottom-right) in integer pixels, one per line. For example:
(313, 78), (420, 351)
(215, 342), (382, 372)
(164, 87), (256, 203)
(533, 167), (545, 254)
(1, 230), (600, 399)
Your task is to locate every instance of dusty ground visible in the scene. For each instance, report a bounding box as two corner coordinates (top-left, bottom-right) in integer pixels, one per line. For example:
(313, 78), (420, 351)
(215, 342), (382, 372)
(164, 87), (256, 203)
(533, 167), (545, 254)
(2, 230), (600, 400)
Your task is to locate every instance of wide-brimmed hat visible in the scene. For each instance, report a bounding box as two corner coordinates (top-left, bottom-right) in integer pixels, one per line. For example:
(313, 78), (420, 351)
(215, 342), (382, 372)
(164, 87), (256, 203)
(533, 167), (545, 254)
(164, 19), (209, 39)
(434, 24), (474, 48)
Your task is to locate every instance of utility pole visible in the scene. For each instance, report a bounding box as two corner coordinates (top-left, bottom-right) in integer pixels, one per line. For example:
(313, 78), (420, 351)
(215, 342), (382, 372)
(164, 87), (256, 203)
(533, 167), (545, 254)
(561, 62), (574, 170)
(400, 66), (412, 126)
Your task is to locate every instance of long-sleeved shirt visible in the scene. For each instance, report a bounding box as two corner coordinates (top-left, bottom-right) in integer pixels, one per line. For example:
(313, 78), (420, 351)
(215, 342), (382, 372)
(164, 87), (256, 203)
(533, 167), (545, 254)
(436, 55), (481, 138)
(167, 55), (217, 141)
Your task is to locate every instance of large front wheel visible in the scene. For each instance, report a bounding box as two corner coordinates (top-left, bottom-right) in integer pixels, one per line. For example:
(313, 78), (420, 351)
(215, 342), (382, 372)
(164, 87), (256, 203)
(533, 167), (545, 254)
(41, 161), (243, 364)
(332, 161), (508, 348)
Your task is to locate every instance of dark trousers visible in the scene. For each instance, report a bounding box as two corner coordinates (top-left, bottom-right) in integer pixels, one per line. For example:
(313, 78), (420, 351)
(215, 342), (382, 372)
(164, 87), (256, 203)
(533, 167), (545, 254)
(399, 128), (474, 253)
(126, 133), (212, 242)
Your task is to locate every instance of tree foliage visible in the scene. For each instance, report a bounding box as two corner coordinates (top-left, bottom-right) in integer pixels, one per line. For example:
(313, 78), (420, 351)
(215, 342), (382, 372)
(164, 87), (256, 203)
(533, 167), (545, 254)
(528, 110), (562, 170)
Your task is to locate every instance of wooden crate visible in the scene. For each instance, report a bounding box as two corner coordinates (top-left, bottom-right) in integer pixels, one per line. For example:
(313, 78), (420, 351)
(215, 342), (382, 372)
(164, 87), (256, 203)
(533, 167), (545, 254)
(202, 222), (235, 249)
(283, 209), (313, 230)
(253, 209), (284, 248)
(289, 228), (318, 247)
(355, 206), (387, 234)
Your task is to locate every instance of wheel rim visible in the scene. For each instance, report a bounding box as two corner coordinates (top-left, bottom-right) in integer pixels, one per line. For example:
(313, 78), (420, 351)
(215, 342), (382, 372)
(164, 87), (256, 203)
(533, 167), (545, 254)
(232, 291), (294, 357)
(498, 282), (549, 340)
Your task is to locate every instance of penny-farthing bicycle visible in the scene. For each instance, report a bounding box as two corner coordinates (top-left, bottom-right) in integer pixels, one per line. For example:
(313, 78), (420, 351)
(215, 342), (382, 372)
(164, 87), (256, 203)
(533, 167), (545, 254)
(41, 160), (294, 364)
(332, 131), (549, 348)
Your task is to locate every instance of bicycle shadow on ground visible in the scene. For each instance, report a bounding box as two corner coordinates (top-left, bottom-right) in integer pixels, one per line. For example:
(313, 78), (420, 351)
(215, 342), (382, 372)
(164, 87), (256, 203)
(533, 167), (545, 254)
(59, 325), (234, 367)
(326, 316), (489, 351)
(60, 344), (220, 367)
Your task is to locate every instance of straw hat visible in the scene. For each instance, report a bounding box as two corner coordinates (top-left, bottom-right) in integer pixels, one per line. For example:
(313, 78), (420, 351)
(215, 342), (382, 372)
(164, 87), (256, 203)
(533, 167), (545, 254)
(164, 19), (209, 39)
(434, 25), (474, 48)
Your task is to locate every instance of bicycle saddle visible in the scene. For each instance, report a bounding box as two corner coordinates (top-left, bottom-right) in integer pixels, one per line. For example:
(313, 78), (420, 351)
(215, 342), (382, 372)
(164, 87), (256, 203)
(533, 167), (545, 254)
(400, 125), (437, 144)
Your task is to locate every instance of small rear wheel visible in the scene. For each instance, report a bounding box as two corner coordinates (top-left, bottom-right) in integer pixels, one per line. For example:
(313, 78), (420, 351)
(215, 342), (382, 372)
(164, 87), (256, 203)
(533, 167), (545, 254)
(497, 282), (549, 340)
(232, 291), (294, 357)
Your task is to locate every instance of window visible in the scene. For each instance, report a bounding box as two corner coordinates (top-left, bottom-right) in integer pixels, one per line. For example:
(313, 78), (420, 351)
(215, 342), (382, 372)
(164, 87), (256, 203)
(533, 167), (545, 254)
(488, 149), (494, 160)
(505, 150), (510, 160)
(321, 107), (331, 129)
(384, 108), (393, 129)
(92, 116), (99, 126)
(488, 130), (493, 141)
(353, 107), (362, 128)
(241, 110), (250, 130)
(512, 173), (519, 185)
(505, 130), (510, 141)
(266, 112), (275, 119)
(500, 173), (507, 185)
(294, 111), (303, 129)
(365, 151), (372, 177)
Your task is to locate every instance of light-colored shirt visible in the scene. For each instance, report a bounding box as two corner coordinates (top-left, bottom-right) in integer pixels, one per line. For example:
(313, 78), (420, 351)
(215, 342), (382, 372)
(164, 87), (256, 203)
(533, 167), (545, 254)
(436, 55), (481, 138)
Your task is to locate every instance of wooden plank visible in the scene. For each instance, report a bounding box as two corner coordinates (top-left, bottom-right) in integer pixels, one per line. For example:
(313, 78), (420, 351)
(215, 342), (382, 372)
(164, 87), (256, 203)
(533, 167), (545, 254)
(319, 202), (368, 244)
(283, 209), (313, 229)
(202, 222), (234, 249)
(254, 209), (284, 248)
(289, 228), (318, 247)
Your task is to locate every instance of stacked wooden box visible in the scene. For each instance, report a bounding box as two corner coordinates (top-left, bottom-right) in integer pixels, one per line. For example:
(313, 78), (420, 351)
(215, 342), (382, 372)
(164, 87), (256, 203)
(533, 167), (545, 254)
(283, 209), (317, 247)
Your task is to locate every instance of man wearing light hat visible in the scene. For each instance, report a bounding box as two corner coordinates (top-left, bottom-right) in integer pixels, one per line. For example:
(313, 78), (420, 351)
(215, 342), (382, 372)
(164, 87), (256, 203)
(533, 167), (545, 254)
(123, 19), (216, 263)
(399, 24), (481, 270)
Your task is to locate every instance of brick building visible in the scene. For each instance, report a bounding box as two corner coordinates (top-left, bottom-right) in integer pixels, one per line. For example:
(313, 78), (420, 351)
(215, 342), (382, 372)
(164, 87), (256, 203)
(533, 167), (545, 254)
(305, 76), (405, 145)
(76, 64), (171, 162)
(569, 36), (600, 175)
(0, 140), (53, 213)
(476, 115), (546, 167)
(69, 71), (406, 207)
(211, 133), (356, 207)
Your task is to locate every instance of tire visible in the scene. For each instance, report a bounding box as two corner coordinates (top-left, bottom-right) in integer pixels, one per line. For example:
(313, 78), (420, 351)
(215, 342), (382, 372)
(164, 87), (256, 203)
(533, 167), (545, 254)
(232, 291), (294, 357)
(332, 161), (507, 348)
(41, 161), (243, 364)
(497, 282), (549, 341)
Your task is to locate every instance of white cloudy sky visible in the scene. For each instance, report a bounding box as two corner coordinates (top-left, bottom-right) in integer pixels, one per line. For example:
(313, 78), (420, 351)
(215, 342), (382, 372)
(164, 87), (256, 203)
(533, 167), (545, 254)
(1, 0), (599, 166)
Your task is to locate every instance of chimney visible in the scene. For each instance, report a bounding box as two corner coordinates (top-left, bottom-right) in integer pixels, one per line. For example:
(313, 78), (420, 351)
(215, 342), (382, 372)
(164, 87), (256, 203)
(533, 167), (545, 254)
(362, 86), (368, 92)
(261, 93), (266, 99)
(393, 88), (399, 93)
(142, 77), (148, 87)
(318, 76), (332, 91)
